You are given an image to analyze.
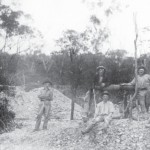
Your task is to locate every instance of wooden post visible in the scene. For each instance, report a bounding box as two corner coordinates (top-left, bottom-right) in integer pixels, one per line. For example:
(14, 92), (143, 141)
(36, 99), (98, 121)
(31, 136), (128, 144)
(71, 100), (75, 120)
(70, 88), (76, 120)
(22, 70), (26, 87)
(133, 13), (138, 90)
(132, 13), (139, 119)
(123, 91), (128, 118)
(125, 13), (139, 120)
(70, 49), (75, 120)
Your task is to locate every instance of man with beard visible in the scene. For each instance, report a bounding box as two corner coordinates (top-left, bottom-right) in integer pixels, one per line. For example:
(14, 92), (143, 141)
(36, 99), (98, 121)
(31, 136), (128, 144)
(122, 66), (150, 113)
(82, 66), (109, 122)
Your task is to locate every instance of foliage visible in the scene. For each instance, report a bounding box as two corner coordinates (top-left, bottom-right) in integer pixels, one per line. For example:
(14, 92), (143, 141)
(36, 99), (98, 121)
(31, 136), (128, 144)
(0, 2), (44, 85)
(0, 2), (43, 54)
(83, 0), (129, 16)
(0, 93), (15, 132)
(50, 49), (135, 89)
(81, 15), (109, 53)
(1, 49), (149, 93)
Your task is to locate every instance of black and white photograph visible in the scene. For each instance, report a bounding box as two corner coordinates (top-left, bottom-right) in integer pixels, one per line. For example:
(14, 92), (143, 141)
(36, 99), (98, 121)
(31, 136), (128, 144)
(0, 0), (150, 149)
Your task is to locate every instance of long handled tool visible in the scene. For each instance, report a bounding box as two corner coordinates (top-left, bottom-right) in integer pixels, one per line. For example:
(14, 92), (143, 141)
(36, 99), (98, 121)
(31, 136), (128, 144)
(93, 89), (97, 117)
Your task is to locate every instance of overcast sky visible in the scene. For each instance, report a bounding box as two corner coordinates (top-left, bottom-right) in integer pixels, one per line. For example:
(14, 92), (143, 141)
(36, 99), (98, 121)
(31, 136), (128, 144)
(3, 0), (150, 56)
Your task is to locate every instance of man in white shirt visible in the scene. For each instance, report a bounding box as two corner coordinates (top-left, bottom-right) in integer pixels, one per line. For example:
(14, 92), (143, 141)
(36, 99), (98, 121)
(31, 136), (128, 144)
(81, 91), (115, 134)
(82, 66), (108, 122)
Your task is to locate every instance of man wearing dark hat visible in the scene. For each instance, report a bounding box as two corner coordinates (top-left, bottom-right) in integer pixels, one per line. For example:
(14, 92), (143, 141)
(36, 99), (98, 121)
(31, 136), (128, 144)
(122, 66), (150, 113)
(33, 79), (53, 131)
(81, 91), (115, 134)
(93, 65), (110, 102)
(82, 65), (109, 122)
(94, 65), (107, 89)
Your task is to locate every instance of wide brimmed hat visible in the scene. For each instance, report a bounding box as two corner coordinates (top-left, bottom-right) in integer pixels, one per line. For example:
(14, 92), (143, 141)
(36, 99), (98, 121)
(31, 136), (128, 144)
(138, 66), (146, 71)
(96, 65), (106, 71)
(102, 91), (110, 96)
(42, 79), (52, 85)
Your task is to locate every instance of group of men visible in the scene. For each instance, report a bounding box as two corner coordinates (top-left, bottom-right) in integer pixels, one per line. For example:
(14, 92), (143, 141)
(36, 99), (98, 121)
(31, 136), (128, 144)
(33, 65), (150, 133)
(81, 65), (150, 134)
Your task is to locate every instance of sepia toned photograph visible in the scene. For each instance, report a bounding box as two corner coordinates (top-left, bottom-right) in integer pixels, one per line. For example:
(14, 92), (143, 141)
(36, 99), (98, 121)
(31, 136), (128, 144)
(0, 0), (150, 149)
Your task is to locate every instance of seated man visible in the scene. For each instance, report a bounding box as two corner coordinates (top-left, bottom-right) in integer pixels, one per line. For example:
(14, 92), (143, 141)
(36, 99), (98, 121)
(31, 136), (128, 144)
(81, 91), (115, 134)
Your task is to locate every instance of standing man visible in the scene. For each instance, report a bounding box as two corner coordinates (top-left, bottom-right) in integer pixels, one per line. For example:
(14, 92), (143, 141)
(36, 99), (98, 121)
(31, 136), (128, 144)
(81, 91), (115, 134)
(93, 65), (110, 103)
(82, 66), (108, 122)
(93, 65), (107, 90)
(33, 79), (53, 131)
(122, 66), (150, 113)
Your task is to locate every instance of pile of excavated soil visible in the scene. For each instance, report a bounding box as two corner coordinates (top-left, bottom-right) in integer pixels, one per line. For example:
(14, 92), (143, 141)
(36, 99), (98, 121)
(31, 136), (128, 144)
(1, 87), (150, 150)
(1, 117), (150, 150)
(10, 87), (82, 120)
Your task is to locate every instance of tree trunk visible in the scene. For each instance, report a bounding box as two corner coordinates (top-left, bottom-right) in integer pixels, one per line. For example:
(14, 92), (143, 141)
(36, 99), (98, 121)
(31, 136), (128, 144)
(133, 13), (139, 120)
(123, 91), (128, 118)
(1, 33), (8, 52)
(70, 88), (76, 120)
(70, 100), (75, 120)
(22, 71), (26, 87)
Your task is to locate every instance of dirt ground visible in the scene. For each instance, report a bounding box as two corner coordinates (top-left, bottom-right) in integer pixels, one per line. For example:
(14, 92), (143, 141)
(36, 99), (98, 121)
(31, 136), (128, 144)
(1, 87), (150, 150)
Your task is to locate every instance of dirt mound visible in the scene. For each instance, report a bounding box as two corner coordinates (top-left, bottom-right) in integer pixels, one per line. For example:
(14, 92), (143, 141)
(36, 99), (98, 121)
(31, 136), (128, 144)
(10, 87), (82, 120)
(77, 118), (150, 150)
(1, 87), (150, 150)
(1, 117), (150, 150)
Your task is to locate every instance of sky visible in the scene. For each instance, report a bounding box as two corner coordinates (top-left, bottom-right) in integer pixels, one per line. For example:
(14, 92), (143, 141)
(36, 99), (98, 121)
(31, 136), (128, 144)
(3, 0), (150, 56)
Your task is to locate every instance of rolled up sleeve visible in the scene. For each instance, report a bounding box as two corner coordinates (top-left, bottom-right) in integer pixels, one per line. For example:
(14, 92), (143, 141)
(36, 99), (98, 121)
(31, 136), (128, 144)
(38, 90), (43, 99)
(94, 104), (100, 118)
(129, 78), (135, 86)
(109, 102), (115, 114)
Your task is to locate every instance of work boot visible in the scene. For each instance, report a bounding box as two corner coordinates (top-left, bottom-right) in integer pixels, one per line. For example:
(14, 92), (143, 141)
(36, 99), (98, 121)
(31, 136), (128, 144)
(82, 117), (89, 123)
(32, 128), (40, 132)
(132, 116), (138, 121)
(81, 124), (94, 135)
(81, 130), (89, 135)
(102, 127), (107, 133)
(43, 127), (48, 130)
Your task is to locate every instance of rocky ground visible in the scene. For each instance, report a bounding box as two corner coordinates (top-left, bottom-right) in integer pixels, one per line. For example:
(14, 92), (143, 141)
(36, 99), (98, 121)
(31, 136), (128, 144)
(0, 87), (150, 150)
